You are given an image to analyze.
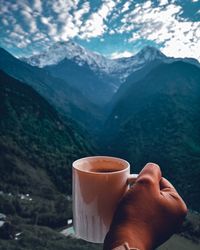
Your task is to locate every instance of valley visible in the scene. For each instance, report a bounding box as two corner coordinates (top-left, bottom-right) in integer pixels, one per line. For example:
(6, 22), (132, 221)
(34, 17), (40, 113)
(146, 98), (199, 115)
(0, 42), (200, 249)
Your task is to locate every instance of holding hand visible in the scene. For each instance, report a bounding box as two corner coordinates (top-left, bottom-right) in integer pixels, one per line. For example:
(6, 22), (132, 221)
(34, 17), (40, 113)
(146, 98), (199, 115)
(103, 163), (187, 250)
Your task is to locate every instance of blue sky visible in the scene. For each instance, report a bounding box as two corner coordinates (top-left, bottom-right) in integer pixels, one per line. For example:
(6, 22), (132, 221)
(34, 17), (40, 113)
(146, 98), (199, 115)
(0, 0), (199, 60)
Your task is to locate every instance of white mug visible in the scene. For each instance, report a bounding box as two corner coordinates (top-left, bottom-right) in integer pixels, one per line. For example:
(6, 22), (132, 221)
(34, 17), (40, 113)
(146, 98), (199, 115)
(72, 156), (138, 243)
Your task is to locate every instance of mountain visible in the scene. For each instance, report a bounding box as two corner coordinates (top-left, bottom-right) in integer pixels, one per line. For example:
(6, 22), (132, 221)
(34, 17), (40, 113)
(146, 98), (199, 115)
(22, 43), (168, 106)
(107, 47), (200, 113)
(0, 48), (102, 132)
(103, 61), (200, 212)
(111, 46), (167, 82)
(23, 42), (200, 85)
(0, 69), (100, 249)
(0, 67), (200, 250)
(23, 41), (119, 106)
(24, 42), (166, 78)
(110, 46), (200, 85)
(1, 44), (200, 248)
(23, 41), (113, 73)
(23, 42), (200, 108)
(23, 42), (167, 88)
(0, 69), (93, 194)
(43, 55), (115, 106)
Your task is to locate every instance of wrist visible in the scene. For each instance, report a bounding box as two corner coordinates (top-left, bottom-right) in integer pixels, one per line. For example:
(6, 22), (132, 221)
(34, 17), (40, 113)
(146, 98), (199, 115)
(104, 222), (152, 250)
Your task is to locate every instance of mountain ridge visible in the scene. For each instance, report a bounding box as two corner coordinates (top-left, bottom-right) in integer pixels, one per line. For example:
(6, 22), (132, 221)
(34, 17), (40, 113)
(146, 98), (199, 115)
(103, 60), (200, 211)
(0, 47), (103, 132)
(0, 68), (94, 194)
(23, 42), (200, 85)
(1, 42), (200, 249)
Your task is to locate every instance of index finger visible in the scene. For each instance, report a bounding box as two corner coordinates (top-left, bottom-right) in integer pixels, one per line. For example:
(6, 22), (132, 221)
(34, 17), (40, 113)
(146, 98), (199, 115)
(136, 163), (162, 191)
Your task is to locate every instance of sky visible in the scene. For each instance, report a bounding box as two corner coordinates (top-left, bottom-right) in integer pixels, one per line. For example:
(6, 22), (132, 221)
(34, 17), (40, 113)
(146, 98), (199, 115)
(0, 0), (200, 60)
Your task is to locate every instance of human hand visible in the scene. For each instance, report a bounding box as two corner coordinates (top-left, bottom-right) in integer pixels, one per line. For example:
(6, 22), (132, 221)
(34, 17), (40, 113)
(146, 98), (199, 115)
(103, 163), (187, 250)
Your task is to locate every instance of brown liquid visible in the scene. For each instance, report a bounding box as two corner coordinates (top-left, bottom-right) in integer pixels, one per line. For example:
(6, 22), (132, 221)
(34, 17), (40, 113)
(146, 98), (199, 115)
(90, 168), (121, 173)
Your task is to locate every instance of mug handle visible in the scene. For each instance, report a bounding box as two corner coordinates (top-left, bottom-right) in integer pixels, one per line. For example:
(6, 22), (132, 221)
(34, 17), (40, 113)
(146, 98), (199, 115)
(127, 174), (139, 185)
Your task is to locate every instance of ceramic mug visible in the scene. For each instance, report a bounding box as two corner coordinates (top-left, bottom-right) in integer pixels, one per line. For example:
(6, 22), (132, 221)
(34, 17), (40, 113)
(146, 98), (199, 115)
(72, 156), (138, 243)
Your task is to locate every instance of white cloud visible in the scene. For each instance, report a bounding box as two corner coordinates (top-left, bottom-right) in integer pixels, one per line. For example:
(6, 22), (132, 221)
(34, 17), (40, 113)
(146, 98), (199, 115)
(74, 1), (90, 26)
(0, 0), (117, 51)
(13, 24), (27, 35)
(1, 0), (199, 61)
(17, 39), (31, 48)
(29, 20), (37, 33)
(121, 2), (131, 13)
(109, 29), (115, 35)
(60, 22), (79, 40)
(161, 21), (200, 60)
(159, 0), (168, 6)
(20, 3), (32, 14)
(32, 32), (46, 41)
(143, 1), (152, 9)
(98, 0), (116, 19)
(110, 51), (133, 59)
(0, 5), (8, 14)
(21, 8), (38, 33)
(80, 12), (106, 38)
(40, 16), (58, 37)
(52, 0), (78, 14)
(0, 1), (39, 51)
(124, 2), (200, 61)
(33, 0), (42, 13)
(8, 30), (31, 48)
(51, 0), (90, 41)
(2, 18), (9, 26)
(21, 9), (32, 20)
(40, 16), (50, 25)
(10, 32), (24, 40)
(80, 0), (117, 39)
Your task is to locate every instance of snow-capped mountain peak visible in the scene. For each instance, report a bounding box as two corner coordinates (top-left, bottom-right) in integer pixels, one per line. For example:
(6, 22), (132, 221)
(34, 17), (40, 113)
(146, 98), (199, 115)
(136, 46), (166, 61)
(21, 41), (200, 97)
(25, 41), (115, 75)
(23, 42), (171, 89)
(24, 42), (166, 74)
(109, 46), (167, 82)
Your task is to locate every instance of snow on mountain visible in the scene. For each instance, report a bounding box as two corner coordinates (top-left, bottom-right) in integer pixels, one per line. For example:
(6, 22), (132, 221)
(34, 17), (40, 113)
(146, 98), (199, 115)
(23, 41), (199, 87)
(24, 41), (116, 74)
(110, 46), (167, 82)
(23, 42), (165, 81)
(110, 46), (199, 83)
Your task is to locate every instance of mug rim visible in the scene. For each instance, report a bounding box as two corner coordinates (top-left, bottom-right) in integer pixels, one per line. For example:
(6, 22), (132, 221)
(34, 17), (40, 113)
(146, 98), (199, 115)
(72, 155), (130, 175)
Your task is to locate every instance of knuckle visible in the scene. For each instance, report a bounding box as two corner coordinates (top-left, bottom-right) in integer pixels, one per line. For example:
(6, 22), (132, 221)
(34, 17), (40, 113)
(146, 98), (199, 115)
(146, 162), (160, 169)
(136, 175), (155, 186)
